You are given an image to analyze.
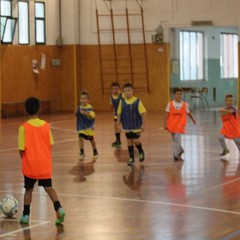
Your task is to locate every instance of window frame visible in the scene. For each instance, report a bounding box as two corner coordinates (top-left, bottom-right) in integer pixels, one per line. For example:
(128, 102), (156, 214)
(18, 0), (30, 45)
(2, 16), (17, 44)
(220, 32), (238, 79)
(35, 1), (46, 45)
(0, 0), (17, 44)
(179, 30), (204, 81)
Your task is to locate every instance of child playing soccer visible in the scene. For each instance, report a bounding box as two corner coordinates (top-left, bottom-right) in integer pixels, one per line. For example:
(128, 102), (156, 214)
(110, 81), (123, 147)
(164, 87), (196, 161)
(117, 83), (147, 166)
(76, 90), (98, 160)
(18, 97), (65, 225)
(219, 94), (240, 158)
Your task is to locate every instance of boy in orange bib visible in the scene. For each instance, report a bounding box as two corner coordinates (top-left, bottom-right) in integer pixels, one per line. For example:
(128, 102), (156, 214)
(164, 87), (196, 161)
(18, 97), (65, 224)
(219, 94), (240, 158)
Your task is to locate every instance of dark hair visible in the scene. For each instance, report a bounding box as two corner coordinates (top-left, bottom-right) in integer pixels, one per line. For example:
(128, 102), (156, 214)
(123, 82), (133, 89)
(25, 97), (40, 116)
(111, 81), (120, 88)
(80, 90), (90, 99)
(173, 87), (183, 94)
(225, 94), (234, 99)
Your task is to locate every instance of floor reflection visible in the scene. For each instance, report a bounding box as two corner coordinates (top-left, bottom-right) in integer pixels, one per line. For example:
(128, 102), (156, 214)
(221, 161), (240, 202)
(68, 160), (95, 183)
(122, 165), (145, 191)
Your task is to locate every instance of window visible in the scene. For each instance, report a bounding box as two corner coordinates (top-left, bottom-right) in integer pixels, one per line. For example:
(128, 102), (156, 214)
(1, 0), (17, 44)
(18, 1), (29, 44)
(180, 31), (204, 81)
(35, 2), (45, 44)
(220, 33), (238, 79)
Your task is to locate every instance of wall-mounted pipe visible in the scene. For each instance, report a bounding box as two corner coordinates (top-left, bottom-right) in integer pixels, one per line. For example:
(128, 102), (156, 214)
(56, 0), (63, 45)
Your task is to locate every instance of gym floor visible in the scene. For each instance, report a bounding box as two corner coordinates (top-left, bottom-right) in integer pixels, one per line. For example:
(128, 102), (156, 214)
(0, 110), (240, 240)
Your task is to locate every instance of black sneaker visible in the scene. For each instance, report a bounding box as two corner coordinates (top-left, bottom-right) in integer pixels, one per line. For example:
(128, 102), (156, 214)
(93, 149), (98, 160)
(173, 155), (179, 162)
(220, 149), (230, 156)
(127, 158), (135, 166)
(112, 141), (122, 147)
(139, 151), (145, 162)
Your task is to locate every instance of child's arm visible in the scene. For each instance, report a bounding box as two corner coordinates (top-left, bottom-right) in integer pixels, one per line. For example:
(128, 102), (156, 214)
(187, 111), (196, 124)
(163, 111), (169, 130)
(117, 100), (122, 132)
(19, 150), (24, 158)
(80, 109), (95, 119)
(141, 112), (147, 132)
(219, 108), (235, 114)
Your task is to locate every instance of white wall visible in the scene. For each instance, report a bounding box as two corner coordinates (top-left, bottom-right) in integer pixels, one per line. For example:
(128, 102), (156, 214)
(62, 0), (240, 45)
(9, 0), (240, 45)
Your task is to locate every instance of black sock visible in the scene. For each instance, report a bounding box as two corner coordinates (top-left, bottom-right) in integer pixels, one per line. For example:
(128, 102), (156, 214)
(136, 143), (143, 153)
(93, 148), (98, 155)
(128, 146), (134, 159)
(115, 133), (121, 142)
(53, 201), (62, 212)
(23, 205), (30, 216)
(80, 149), (84, 155)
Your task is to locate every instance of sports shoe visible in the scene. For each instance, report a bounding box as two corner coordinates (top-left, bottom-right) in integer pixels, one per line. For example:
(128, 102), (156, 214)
(93, 153), (98, 160)
(220, 149), (230, 156)
(19, 215), (29, 224)
(173, 155), (179, 162)
(139, 151), (145, 162)
(179, 149), (184, 157)
(127, 158), (135, 166)
(79, 153), (85, 160)
(112, 141), (122, 147)
(55, 208), (65, 225)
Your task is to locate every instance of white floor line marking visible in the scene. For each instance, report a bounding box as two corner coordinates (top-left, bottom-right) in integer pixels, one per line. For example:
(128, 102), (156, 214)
(0, 220), (49, 238)
(1, 190), (240, 216)
(199, 176), (240, 194)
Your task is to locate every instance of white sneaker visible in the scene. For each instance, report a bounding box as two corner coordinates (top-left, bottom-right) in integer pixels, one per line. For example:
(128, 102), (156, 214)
(79, 153), (85, 160)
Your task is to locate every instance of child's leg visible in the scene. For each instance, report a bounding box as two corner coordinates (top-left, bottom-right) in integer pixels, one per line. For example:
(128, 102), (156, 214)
(133, 138), (145, 162)
(90, 138), (98, 159)
(23, 188), (33, 215)
(127, 139), (135, 165)
(112, 120), (121, 147)
(219, 134), (230, 156)
(233, 137), (240, 151)
(114, 120), (121, 143)
(43, 184), (65, 224)
(171, 133), (181, 157)
(79, 136), (84, 153)
(44, 186), (59, 203)
(78, 135), (85, 160)
(20, 176), (36, 224)
(219, 134), (228, 150)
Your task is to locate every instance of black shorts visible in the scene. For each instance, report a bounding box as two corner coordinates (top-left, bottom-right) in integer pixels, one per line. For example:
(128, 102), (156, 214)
(125, 132), (141, 139)
(24, 176), (52, 189)
(79, 133), (94, 141)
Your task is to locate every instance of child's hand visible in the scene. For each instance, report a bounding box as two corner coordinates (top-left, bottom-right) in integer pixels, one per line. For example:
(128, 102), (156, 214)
(163, 124), (168, 130)
(80, 109), (87, 115)
(141, 124), (145, 132)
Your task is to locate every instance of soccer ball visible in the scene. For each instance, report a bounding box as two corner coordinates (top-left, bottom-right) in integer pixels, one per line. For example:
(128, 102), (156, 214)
(0, 197), (19, 217)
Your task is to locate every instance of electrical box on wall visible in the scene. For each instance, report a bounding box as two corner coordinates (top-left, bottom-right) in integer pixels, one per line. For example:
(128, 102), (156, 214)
(152, 33), (163, 44)
(51, 59), (61, 66)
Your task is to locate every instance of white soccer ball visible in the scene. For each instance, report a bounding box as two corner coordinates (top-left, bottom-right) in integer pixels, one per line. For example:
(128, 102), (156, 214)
(0, 197), (19, 217)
